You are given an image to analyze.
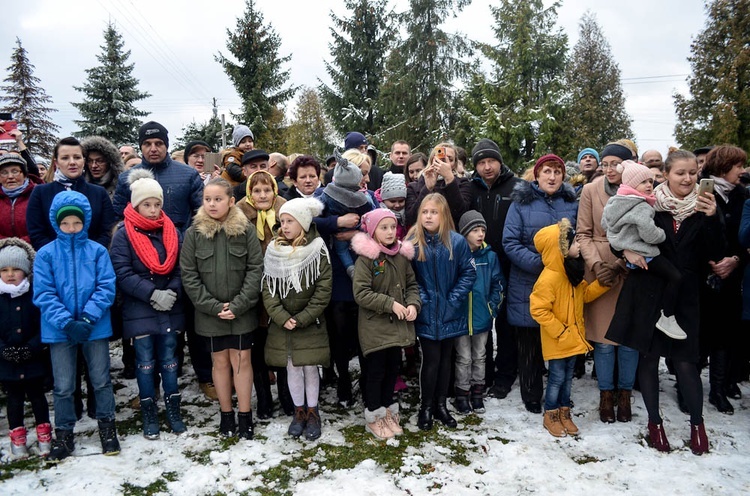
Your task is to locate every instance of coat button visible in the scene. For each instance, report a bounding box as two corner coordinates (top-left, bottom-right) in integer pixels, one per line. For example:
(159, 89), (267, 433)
(19, 374), (24, 379)
(17, 328), (22, 333)
(16, 307), (21, 311)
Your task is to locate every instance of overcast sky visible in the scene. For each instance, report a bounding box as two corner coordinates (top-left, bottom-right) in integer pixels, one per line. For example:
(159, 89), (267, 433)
(2, 0), (708, 158)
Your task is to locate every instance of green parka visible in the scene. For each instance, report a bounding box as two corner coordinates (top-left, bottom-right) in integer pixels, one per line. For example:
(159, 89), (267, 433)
(262, 226), (332, 367)
(180, 206), (263, 338)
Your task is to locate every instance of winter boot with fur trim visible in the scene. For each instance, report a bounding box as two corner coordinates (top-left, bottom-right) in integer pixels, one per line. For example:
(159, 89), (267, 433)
(9, 426), (28, 458)
(365, 407), (394, 440)
(543, 409), (567, 437)
(384, 403), (403, 436)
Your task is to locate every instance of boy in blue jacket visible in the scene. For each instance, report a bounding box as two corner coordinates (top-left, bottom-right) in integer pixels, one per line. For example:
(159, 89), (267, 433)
(33, 191), (119, 462)
(455, 211), (505, 414)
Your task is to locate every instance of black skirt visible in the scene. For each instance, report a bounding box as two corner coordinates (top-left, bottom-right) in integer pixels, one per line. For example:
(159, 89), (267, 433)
(203, 332), (254, 352)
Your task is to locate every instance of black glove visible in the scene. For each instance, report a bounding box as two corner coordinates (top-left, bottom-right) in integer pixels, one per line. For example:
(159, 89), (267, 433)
(64, 320), (94, 344)
(1, 346), (31, 363)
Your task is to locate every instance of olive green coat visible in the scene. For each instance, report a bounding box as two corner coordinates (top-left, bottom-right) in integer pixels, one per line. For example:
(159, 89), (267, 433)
(351, 234), (421, 357)
(180, 206), (263, 338)
(262, 227), (332, 367)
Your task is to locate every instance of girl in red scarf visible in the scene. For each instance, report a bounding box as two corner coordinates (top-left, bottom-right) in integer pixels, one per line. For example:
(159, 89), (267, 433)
(109, 169), (186, 440)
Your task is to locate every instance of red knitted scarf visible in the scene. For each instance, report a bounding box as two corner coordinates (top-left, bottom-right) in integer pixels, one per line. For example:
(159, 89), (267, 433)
(123, 203), (179, 275)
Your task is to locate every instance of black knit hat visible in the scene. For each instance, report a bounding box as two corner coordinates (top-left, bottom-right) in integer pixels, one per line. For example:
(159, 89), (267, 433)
(458, 210), (487, 237)
(600, 143), (632, 162)
(138, 121), (169, 148)
(471, 139), (503, 166)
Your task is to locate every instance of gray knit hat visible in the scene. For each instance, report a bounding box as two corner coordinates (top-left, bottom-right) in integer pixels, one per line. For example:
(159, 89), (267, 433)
(380, 171), (406, 200)
(458, 210), (487, 237)
(0, 153), (28, 176)
(232, 125), (254, 147)
(333, 151), (363, 191)
(0, 245), (31, 274)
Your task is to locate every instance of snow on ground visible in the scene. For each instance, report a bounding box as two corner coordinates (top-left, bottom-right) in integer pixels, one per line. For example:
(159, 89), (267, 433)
(1, 347), (749, 495)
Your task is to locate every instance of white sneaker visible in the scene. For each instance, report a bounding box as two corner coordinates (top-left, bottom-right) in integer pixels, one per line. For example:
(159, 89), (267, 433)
(656, 311), (687, 340)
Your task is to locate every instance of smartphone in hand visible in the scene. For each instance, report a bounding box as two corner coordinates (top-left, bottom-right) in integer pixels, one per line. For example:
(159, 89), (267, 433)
(699, 178), (714, 197)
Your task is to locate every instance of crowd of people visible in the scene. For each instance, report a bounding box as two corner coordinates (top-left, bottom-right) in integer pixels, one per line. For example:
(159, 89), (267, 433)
(1, 121), (748, 464)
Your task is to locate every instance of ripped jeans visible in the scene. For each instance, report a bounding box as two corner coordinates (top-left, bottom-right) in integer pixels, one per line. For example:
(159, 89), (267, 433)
(133, 333), (179, 399)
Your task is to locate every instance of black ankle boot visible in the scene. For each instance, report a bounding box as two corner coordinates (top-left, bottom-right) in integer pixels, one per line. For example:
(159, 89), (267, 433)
(238, 411), (254, 440)
(220, 410), (237, 437)
(433, 397), (457, 428)
(417, 405), (433, 431)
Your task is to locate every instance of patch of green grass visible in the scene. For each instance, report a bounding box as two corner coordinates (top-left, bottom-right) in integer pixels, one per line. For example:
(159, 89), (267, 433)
(462, 414), (483, 427)
(487, 436), (511, 445)
(121, 478), (167, 496)
(572, 455), (601, 464)
(183, 449), (212, 465)
(0, 456), (47, 481)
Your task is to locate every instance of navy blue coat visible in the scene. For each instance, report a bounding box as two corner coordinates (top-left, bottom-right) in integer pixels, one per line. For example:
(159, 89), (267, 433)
(412, 231), (476, 341)
(110, 224), (185, 340)
(503, 181), (578, 327)
(113, 157), (204, 233)
(26, 177), (115, 250)
(0, 290), (47, 381)
(468, 243), (505, 335)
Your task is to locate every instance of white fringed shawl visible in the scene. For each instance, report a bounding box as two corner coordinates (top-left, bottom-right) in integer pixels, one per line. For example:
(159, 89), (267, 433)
(262, 237), (330, 298)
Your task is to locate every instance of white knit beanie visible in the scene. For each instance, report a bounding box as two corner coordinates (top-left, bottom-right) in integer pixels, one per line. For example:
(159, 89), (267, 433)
(380, 171), (407, 200)
(128, 169), (163, 208)
(278, 198), (324, 232)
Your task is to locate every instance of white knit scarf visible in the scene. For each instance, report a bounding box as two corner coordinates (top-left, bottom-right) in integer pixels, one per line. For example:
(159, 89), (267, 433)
(654, 182), (698, 229)
(0, 277), (30, 298)
(710, 175), (736, 204)
(262, 237), (329, 298)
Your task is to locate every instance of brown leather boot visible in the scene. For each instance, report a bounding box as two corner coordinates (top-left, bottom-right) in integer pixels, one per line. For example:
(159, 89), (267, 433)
(617, 389), (632, 422)
(599, 390), (615, 423)
(559, 407), (579, 435)
(543, 409), (567, 437)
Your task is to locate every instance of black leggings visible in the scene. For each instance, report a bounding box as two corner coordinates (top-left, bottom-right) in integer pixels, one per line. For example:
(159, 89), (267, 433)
(364, 347), (401, 411)
(515, 326), (544, 404)
(3, 377), (50, 429)
(639, 352), (703, 424)
(648, 255), (682, 317)
(419, 337), (455, 407)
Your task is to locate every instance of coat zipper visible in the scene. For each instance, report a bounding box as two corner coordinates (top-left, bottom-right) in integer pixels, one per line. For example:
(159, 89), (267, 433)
(72, 236), (79, 319)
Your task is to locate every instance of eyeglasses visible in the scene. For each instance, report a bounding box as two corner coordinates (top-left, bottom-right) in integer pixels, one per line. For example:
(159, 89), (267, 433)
(0, 168), (23, 177)
(86, 158), (107, 165)
(600, 161), (622, 170)
(190, 154), (207, 160)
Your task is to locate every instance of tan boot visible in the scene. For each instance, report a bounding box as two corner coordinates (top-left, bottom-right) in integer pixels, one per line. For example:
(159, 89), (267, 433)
(200, 382), (219, 402)
(543, 409), (567, 437)
(384, 403), (403, 436)
(365, 407), (394, 440)
(559, 407), (579, 435)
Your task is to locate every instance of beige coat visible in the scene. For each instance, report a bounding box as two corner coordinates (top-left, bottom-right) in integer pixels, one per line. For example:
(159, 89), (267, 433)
(576, 177), (627, 345)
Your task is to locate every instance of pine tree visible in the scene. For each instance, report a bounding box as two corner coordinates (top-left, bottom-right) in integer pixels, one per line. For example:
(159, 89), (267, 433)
(72, 23), (150, 144)
(459, 0), (567, 171)
(558, 11), (632, 160)
(319, 0), (393, 139)
(379, 0), (472, 151)
(287, 87), (336, 158)
(1, 38), (60, 157)
(216, 0), (298, 145)
(674, 0), (750, 151)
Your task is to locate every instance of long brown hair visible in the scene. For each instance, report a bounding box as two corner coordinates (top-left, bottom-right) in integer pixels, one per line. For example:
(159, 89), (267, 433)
(407, 193), (455, 262)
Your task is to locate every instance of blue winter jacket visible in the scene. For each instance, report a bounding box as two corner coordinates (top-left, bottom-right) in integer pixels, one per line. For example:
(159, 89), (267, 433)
(33, 191), (116, 344)
(468, 243), (505, 335)
(113, 157), (204, 233)
(503, 181), (578, 327)
(109, 223), (185, 340)
(412, 230), (476, 340)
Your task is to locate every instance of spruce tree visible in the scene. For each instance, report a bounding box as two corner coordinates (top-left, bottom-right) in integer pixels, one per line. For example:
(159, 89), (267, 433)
(72, 22), (150, 144)
(558, 11), (632, 160)
(319, 0), (393, 139)
(379, 0), (472, 151)
(1, 38), (60, 157)
(216, 0), (298, 145)
(174, 117), (224, 151)
(674, 0), (750, 151)
(287, 87), (336, 158)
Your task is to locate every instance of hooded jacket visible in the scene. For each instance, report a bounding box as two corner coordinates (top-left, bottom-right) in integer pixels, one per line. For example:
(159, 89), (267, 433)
(411, 230), (476, 340)
(468, 243), (505, 335)
(529, 220), (608, 361)
(82, 136), (125, 198)
(351, 233), (421, 356)
(33, 191), (116, 344)
(502, 180), (578, 327)
(601, 194), (664, 257)
(0, 237), (46, 381)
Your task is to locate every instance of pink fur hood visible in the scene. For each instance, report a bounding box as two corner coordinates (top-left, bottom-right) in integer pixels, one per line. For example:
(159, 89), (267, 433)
(350, 232), (415, 260)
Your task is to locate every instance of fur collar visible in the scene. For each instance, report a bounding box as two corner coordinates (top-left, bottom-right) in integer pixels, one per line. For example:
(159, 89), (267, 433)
(510, 180), (576, 205)
(350, 232), (416, 260)
(192, 205), (249, 239)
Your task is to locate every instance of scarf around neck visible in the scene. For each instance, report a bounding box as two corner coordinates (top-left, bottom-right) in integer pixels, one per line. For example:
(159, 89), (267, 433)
(2, 178), (29, 199)
(604, 178), (619, 197)
(617, 184), (656, 207)
(0, 277), (30, 298)
(263, 236), (329, 298)
(710, 175), (736, 204)
(123, 203), (179, 275)
(654, 182), (698, 229)
(54, 169), (74, 189)
(245, 192), (278, 243)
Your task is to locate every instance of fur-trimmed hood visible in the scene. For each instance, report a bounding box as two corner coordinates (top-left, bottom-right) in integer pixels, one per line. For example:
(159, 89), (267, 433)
(81, 136), (125, 189)
(350, 232), (415, 260)
(510, 179), (576, 205)
(0, 237), (36, 279)
(533, 218), (573, 273)
(192, 205), (249, 239)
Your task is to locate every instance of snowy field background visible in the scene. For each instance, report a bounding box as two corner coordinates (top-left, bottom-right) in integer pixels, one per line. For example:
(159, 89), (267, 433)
(1, 344), (748, 495)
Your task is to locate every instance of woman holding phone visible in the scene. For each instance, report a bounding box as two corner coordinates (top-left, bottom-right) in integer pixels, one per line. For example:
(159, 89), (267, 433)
(698, 145), (749, 415)
(606, 149), (722, 455)
(404, 142), (472, 228)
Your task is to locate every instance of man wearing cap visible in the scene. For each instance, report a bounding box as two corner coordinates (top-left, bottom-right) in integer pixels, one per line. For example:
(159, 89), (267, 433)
(233, 149), (271, 201)
(113, 121), (203, 233)
(467, 138), (524, 399)
(693, 146), (713, 174)
(578, 147), (600, 183)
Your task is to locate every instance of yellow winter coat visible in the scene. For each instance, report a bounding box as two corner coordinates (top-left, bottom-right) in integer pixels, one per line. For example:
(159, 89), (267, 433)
(530, 219), (609, 361)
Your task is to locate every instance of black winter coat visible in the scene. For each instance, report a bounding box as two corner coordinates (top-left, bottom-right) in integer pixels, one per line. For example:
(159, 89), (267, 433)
(0, 290), (47, 381)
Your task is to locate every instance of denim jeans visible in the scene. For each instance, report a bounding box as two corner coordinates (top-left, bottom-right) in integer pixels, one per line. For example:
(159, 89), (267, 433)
(134, 333), (179, 399)
(50, 339), (115, 431)
(593, 342), (639, 391)
(544, 357), (576, 411)
(455, 333), (488, 391)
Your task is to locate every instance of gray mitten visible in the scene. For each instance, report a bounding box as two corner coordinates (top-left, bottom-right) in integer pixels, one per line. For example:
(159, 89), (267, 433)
(151, 289), (177, 311)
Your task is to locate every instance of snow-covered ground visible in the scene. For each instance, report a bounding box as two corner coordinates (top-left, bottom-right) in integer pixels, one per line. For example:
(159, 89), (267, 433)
(1, 348), (749, 495)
